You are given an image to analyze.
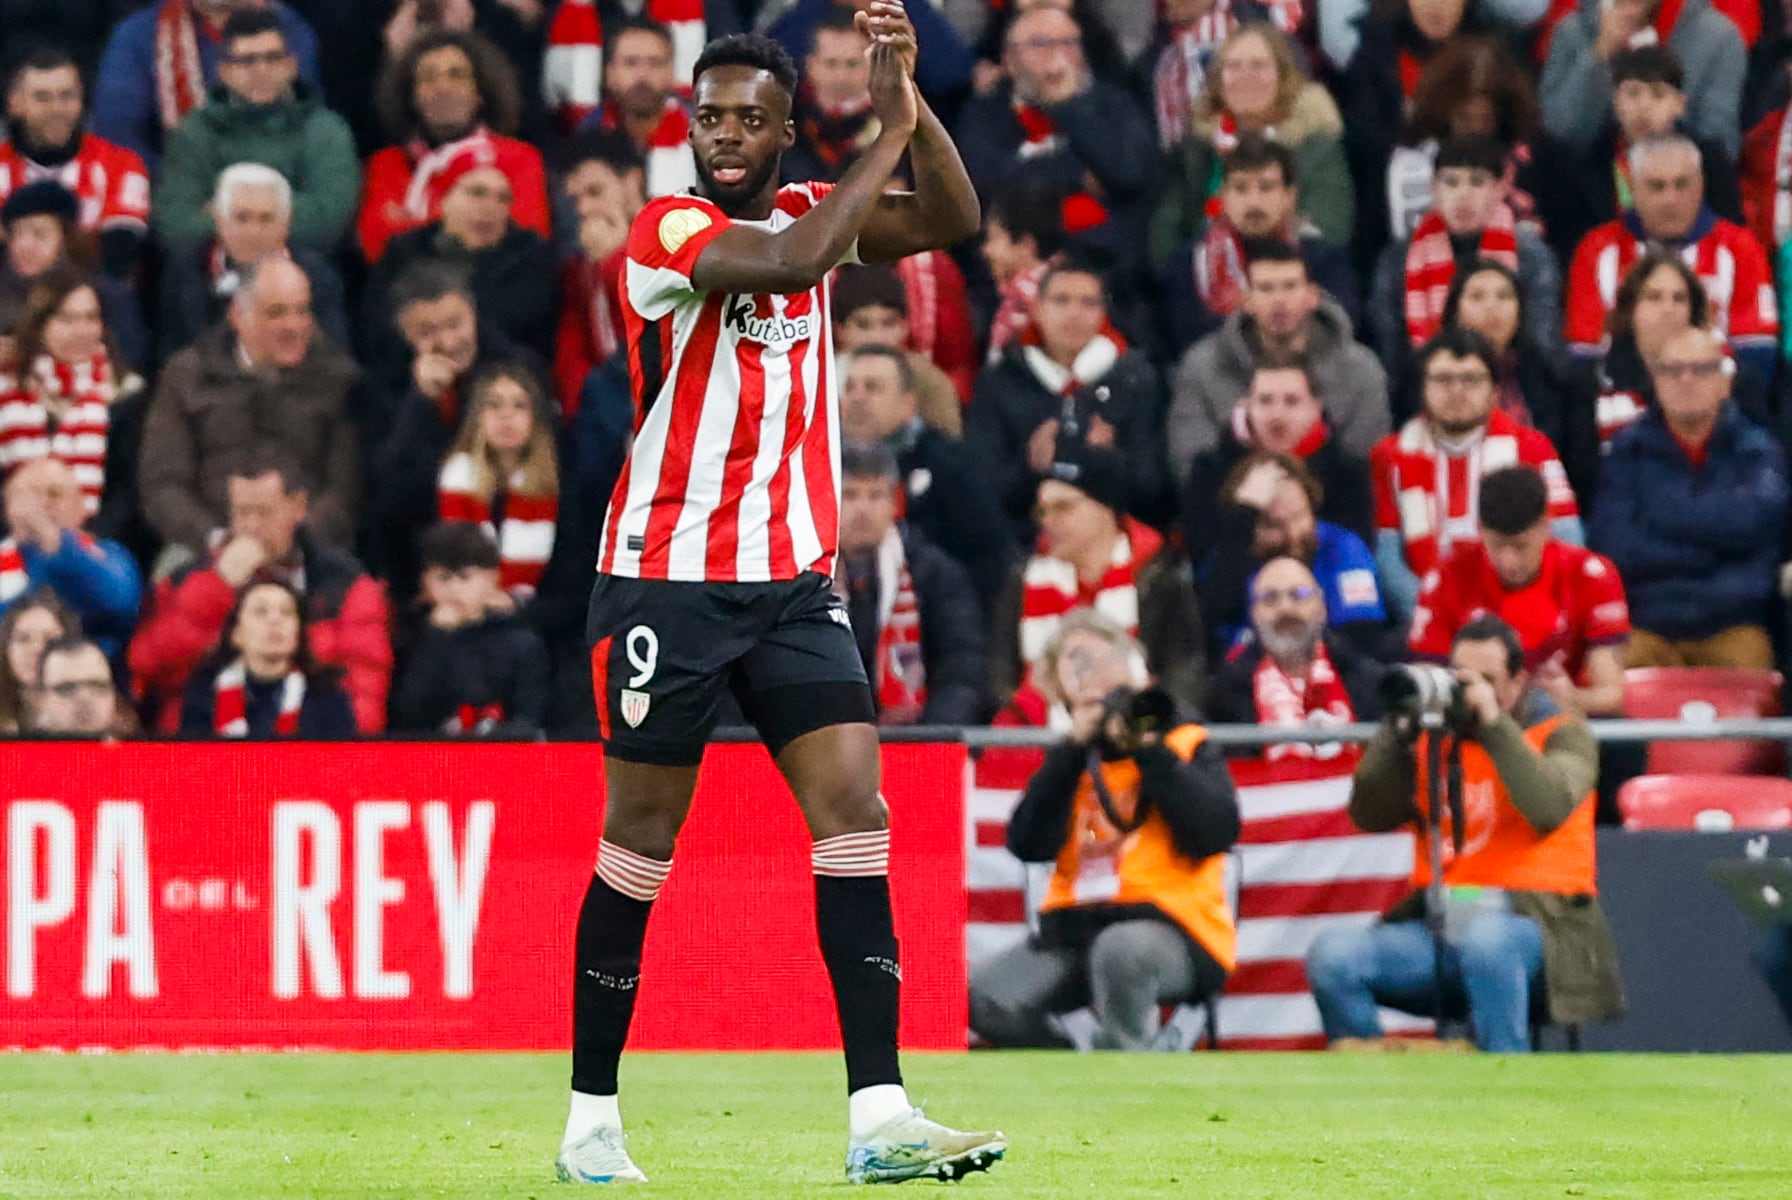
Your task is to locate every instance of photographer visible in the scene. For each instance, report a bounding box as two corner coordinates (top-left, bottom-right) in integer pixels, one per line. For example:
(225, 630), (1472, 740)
(1305, 616), (1625, 1052)
(970, 613), (1241, 1051)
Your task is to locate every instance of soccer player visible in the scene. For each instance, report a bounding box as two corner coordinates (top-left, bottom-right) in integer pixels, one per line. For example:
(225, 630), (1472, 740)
(557, 6), (1002, 1187)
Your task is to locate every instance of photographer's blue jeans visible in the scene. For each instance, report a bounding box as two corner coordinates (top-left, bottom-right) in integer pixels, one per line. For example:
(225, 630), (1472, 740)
(1306, 913), (1546, 1052)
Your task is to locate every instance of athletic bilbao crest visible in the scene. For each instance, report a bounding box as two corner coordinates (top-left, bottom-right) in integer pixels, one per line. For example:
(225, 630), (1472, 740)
(620, 689), (651, 729)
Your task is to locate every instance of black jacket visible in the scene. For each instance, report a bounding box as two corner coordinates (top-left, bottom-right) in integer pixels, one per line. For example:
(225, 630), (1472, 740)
(178, 666), (357, 737)
(1207, 633), (1387, 728)
(1179, 432), (1375, 564)
(390, 609), (552, 737)
(1158, 234), (1360, 360)
(892, 421), (1016, 602)
(159, 245), (351, 366)
(841, 525), (989, 726)
(966, 345), (1170, 537)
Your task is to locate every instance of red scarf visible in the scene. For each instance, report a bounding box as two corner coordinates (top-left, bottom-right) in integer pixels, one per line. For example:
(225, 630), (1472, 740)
(0, 539), (27, 605)
(1019, 533), (1142, 667)
(988, 261), (1049, 364)
(0, 353), (118, 517)
(1385, 408), (1548, 577)
(1397, 49), (1424, 100)
(438, 451), (559, 597)
(1014, 102), (1108, 233)
(1251, 640), (1356, 762)
(1402, 205), (1519, 345)
(154, 0), (208, 134)
(1196, 215), (1294, 317)
(895, 251), (940, 357)
(213, 660), (305, 738)
(401, 129), (501, 226)
(870, 527), (926, 724)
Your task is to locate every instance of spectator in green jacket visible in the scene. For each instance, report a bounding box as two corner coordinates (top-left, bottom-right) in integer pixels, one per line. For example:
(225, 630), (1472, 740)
(150, 7), (359, 257)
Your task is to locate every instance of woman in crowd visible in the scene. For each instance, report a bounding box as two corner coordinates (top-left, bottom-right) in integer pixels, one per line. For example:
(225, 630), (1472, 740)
(437, 364), (561, 603)
(1149, 21), (1353, 264)
(0, 181), (147, 367)
(0, 266), (147, 540)
(0, 590), (78, 735)
(1434, 259), (1593, 498)
(179, 580), (356, 738)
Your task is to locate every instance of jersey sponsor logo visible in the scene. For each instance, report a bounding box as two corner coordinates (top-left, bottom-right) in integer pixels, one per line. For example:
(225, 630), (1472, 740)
(723, 293), (816, 347)
(657, 206), (712, 253)
(620, 688), (652, 729)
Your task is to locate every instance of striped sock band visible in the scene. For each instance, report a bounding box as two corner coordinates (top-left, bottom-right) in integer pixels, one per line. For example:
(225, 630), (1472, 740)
(812, 828), (891, 878)
(594, 840), (673, 902)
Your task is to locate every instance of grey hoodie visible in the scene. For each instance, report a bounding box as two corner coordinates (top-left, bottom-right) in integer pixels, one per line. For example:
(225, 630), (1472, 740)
(1540, 0), (1745, 157)
(1166, 299), (1390, 484)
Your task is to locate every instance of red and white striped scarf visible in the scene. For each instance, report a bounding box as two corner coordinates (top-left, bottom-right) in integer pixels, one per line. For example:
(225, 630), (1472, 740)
(1403, 205), (1518, 346)
(988, 261), (1048, 365)
(598, 94), (694, 198)
(1385, 408), (1528, 577)
(1194, 214), (1278, 317)
(1252, 638), (1356, 761)
(1014, 103), (1109, 233)
(401, 130), (500, 226)
(895, 251), (941, 358)
(213, 660), (305, 738)
(154, 0), (208, 134)
(871, 527), (926, 725)
(0, 354), (116, 516)
(1594, 387), (1649, 444)
(0, 539), (27, 605)
(1019, 534), (1141, 667)
(438, 452), (559, 597)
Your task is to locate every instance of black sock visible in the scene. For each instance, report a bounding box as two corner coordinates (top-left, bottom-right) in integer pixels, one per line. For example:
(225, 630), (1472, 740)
(571, 874), (654, 1095)
(815, 874), (904, 1094)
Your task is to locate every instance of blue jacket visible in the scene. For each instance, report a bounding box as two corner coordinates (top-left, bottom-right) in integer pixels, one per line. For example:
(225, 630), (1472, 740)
(0, 534), (142, 657)
(90, 0), (321, 169)
(1590, 405), (1789, 640)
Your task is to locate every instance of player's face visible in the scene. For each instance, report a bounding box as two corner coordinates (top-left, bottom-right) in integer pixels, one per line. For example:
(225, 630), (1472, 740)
(1454, 268), (1520, 352)
(690, 66), (794, 218)
(413, 45), (483, 138)
(1632, 147), (1703, 240)
(1245, 368), (1321, 454)
(1483, 520), (1549, 590)
(839, 475), (897, 554)
(1220, 165), (1294, 238)
(216, 183), (291, 262)
(5, 214), (64, 278)
(41, 285), (105, 365)
(606, 30), (675, 116)
(8, 65), (84, 149)
(231, 583), (302, 669)
(1421, 350), (1494, 438)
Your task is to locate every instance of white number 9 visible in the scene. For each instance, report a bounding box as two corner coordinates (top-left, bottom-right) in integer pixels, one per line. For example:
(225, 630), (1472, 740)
(626, 626), (659, 688)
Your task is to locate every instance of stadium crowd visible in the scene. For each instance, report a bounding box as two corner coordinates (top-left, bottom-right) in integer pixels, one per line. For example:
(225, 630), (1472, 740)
(2, 0), (1792, 790)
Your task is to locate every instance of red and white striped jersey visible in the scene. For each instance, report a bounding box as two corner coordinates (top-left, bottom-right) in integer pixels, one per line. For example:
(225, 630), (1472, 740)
(0, 134), (150, 233)
(600, 183), (851, 583)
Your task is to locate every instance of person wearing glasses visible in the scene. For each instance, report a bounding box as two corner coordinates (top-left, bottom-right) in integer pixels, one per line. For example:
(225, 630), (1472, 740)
(31, 635), (134, 736)
(149, 8), (358, 257)
(1590, 325), (1789, 672)
(1207, 555), (1385, 749)
(1370, 326), (1582, 623)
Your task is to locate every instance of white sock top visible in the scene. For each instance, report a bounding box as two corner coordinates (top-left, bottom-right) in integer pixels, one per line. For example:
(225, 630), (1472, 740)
(848, 1083), (912, 1140)
(564, 1091), (622, 1148)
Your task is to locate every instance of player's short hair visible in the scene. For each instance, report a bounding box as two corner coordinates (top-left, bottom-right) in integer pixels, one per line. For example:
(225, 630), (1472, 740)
(389, 260), (476, 315)
(1455, 614), (1525, 677)
(987, 185), (1066, 260)
(1612, 44), (1684, 90)
(421, 521), (502, 573)
(1222, 133), (1298, 187)
(222, 8), (286, 47)
(847, 343), (914, 392)
(833, 263), (908, 321)
(842, 441), (901, 483)
(561, 125), (646, 178)
(1478, 466), (1549, 536)
(692, 33), (799, 99)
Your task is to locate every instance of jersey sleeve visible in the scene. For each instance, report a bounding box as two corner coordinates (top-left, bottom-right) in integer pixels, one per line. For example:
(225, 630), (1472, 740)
(1523, 431), (1581, 519)
(1727, 226), (1780, 344)
(1578, 553), (1631, 645)
(100, 143), (151, 230)
(1564, 231), (1612, 355)
(1370, 437), (1401, 532)
(1407, 564), (1459, 661)
(624, 194), (731, 319)
(777, 181), (860, 266)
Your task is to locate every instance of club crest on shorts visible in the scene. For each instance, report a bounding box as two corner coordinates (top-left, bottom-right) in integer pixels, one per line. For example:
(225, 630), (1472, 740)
(620, 688), (652, 729)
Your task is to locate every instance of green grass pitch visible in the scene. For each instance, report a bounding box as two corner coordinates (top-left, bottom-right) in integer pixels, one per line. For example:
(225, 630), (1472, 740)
(2, 1052), (1790, 1198)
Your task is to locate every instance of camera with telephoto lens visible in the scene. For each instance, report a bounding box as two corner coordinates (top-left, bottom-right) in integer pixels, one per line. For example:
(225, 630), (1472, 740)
(1379, 664), (1472, 730)
(1096, 685), (1177, 752)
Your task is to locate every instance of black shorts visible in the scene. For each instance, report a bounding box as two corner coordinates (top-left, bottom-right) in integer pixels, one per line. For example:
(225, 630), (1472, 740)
(586, 570), (875, 766)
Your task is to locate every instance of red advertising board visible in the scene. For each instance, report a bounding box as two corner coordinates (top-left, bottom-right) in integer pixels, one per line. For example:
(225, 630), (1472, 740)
(0, 742), (968, 1052)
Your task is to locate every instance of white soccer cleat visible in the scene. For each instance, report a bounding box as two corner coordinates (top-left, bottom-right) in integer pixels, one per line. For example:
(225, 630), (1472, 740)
(845, 1107), (1006, 1185)
(555, 1126), (649, 1184)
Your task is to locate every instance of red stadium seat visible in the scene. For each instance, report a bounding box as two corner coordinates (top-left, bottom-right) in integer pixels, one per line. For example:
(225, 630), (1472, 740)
(1622, 668), (1787, 775)
(1618, 775), (1792, 831)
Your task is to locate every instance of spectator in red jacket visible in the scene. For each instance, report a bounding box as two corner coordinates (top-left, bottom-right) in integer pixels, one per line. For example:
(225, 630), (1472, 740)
(357, 29), (550, 262)
(554, 126), (645, 417)
(128, 450), (391, 734)
(1564, 133), (1778, 382)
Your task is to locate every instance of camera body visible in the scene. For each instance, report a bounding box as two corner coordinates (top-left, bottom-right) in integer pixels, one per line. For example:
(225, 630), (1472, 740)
(1379, 664), (1474, 732)
(1096, 685), (1176, 753)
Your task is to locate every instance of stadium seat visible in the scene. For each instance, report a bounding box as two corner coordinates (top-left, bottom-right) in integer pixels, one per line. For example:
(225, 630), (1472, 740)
(1622, 668), (1787, 775)
(1617, 774), (1792, 831)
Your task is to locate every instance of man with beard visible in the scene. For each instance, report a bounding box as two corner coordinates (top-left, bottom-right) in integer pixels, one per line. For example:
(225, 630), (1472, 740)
(1158, 135), (1358, 357)
(562, 12), (999, 1188)
(0, 46), (149, 281)
(590, 17), (697, 199)
(785, 8), (878, 184)
(1207, 556), (1384, 747)
(1370, 326), (1582, 623)
(1199, 453), (1387, 661)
